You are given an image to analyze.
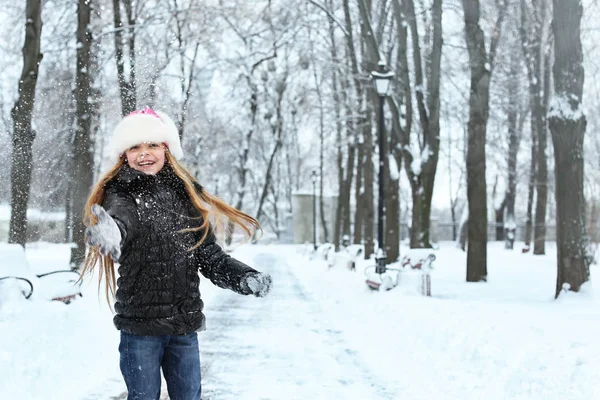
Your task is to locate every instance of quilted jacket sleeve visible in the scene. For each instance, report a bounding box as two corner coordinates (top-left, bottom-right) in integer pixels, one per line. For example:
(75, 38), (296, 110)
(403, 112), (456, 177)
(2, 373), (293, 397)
(196, 226), (257, 295)
(101, 183), (139, 248)
(191, 181), (257, 294)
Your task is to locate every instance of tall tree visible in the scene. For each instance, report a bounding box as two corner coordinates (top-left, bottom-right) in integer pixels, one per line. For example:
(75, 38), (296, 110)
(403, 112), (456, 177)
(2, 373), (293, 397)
(69, 0), (96, 268)
(327, 0), (346, 251)
(520, 0), (550, 255)
(549, 0), (589, 297)
(388, 0), (414, 262)
(168, 0), (201, 139)
(256, 69), (287, 223)
(504, 51), (525, 249)
(113, 0), (136, 115)
(357, 0), (377, 259)
(392, 0), (442, 249)
(9, 0), (43, 247)
(523, 116), (537, 250)
(339, 0), (366, 250)
(462, 0), (508, 282)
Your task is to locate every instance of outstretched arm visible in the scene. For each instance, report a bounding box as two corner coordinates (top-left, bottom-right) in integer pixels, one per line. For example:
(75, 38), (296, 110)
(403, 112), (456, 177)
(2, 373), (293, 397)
(197, 230), (271, 297)
(101, 184), (139, 247)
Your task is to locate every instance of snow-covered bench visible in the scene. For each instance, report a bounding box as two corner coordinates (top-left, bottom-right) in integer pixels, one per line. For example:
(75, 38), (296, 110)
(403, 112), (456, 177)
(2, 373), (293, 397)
(0, 243), (82, 304)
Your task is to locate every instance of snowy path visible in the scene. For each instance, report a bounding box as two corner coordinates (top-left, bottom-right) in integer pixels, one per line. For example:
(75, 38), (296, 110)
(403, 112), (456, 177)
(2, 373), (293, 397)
(84, 249), (396, 400)
(199, 251), (396, 400)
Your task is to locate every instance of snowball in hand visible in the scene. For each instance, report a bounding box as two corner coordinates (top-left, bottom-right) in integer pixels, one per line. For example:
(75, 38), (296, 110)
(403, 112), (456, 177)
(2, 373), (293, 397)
(243, 272), (272, 297)
(85, 204), (122, 261)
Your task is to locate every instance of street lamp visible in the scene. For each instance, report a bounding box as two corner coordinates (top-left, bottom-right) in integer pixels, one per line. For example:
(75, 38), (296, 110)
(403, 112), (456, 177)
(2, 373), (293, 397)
(371, 61), (394, 274)
(310, 170), (318, 251)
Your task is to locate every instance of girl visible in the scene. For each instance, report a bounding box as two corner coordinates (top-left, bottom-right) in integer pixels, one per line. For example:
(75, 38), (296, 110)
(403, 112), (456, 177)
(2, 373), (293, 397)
(81, 108), (272, 400)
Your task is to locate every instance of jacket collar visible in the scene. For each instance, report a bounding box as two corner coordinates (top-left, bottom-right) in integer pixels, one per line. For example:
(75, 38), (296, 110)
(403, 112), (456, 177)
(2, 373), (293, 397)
(115, 164), (175, 184)
(114, 164), (204, 195)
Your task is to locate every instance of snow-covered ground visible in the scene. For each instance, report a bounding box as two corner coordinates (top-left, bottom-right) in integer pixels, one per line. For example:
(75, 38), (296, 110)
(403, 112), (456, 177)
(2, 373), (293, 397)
(0, 241), (598, 399)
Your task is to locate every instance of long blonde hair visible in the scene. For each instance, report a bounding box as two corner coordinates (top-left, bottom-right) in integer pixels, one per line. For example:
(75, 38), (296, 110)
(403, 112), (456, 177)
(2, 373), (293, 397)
(79, 150), (262, 305)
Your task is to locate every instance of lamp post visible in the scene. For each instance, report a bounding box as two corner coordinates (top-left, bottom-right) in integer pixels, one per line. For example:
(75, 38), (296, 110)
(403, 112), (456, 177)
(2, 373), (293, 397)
(311, 170), (318, 251)
(371, 61), (394, 274)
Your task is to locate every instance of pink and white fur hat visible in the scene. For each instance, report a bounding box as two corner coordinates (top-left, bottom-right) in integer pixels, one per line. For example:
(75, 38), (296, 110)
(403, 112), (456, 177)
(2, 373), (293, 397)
(109, 108), (184, 162)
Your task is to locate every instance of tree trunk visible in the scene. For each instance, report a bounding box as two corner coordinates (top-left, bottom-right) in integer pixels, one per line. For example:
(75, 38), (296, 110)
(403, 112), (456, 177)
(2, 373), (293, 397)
(341, 99), (356, 243)
(352, 0), (386, 258)
(318, 106), (329, 245)
(462, 0), (507, 281)
(340, 71), (356, 244)
(333, 136), (344, 251)
(495, 196), (507, 241)
(505, 53), (522, 249)
(532, 4), (549, 255)
(333, 116), (344, 250)
(450, 200), (458, 241)
(177, 43), (199, 140)
(70, 0), (96, 268)
(235, 85), (258, 212)
(358, 0), (376, 260)
(375, 94), (390, 257)
(112, 0), (136, 115)
(458, 215), (468, 251)
(391, 0), (413, 254)
(255, 141), (281, 223)
(550, 0), (589, 297)
(256, 79), (285, 222)
(362, 117), (375, 259)
(524, 127), (537, 249)
(9, 0), (43, 247)
(386, 165), (400, 262)
(533, 104), (548, 255)
(520, 0), (550, 254)
(463, 0), (490, 281)
(393, 0), (442, 250)
(327, 0), (343, 251)
(353, 134), (364, 246)
(385, 35), (407, 262)
(341, 0), (364, 247)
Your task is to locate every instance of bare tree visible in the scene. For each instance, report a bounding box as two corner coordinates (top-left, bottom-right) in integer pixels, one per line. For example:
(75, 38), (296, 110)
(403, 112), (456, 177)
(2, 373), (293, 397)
(69, 0), (97, 268)
(113, 0), (137, 115)
(327, 0), (345, 251)
(168, 0), (201, 138)
(462, 0), (509, 282)
(309, 41), (330, 243)
(392, 0), (442, 249)
(9, 0), (43, 247)
(256, 69), (287, 222)
(520, 0), (551, 255)
(549, 0), (590, 297)
(504, 50), (525, 249)
(309, 0), (360, 252)
(357, 0), (377, 259)
(523, 118), (537, 250)
(388, 0), (414, 261)
(340, 0), (367, 250)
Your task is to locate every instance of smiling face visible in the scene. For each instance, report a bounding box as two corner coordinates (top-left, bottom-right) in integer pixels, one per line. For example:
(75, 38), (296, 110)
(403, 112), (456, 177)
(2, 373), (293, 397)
(125, 142), (167, 175)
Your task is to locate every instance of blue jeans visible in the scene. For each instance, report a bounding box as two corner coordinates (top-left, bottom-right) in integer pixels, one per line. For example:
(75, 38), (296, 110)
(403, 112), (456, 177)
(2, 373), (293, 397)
(119, 331), (202, 400)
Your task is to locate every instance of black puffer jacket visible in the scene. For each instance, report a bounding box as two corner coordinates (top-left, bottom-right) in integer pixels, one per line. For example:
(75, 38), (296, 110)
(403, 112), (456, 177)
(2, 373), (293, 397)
(102, 164), (256, 336)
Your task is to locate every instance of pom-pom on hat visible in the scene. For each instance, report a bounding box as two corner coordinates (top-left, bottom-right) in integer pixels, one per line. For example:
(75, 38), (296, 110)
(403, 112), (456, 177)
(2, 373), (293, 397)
(109, 107), (184, 162)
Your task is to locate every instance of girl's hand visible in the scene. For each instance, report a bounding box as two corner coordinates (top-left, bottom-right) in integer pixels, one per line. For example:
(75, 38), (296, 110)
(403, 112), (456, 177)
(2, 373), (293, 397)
(85, 204), (122, 261)
(241, 272), (272, 297)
